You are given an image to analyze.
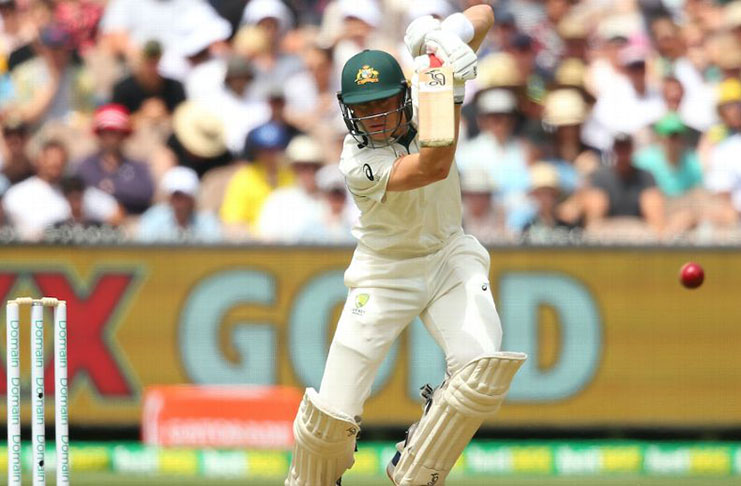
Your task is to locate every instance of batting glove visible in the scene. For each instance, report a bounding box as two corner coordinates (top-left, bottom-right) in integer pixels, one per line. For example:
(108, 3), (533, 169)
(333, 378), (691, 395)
(404, 15), (441, 57)
(413, 54), (465, 105)
(424, 30), (478, 81)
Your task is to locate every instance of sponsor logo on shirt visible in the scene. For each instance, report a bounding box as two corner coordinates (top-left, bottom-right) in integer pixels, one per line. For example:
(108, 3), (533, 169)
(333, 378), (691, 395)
(363, 164), (374, 181)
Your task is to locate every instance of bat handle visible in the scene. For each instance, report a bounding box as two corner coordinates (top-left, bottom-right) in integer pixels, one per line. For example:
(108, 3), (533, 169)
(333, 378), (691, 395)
(428, 53), (443, 67)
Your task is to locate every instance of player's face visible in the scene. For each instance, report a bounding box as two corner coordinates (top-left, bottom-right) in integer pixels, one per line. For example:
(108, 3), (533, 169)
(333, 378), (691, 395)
(350, 94), (405, 141)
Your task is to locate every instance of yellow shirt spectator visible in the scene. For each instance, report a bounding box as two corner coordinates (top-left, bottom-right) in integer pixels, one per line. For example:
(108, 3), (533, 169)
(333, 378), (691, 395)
(220, 163), (296, 228)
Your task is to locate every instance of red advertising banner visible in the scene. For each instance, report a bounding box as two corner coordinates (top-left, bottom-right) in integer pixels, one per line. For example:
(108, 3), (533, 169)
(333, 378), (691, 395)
(141, 385), (303, 448)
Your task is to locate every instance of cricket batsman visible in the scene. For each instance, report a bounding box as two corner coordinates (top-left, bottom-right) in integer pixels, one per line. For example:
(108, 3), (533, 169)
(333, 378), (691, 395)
(285, 5), (527, 485)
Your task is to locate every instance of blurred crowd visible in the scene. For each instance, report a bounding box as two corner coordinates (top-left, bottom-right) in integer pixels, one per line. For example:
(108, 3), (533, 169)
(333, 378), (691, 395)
(1, 0), (741, 245)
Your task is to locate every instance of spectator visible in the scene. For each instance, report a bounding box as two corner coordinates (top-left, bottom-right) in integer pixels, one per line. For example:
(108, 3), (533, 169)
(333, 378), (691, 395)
(207, 54), (271, 155)
(588, 44), (665, 149)
(284, 45), (340, 134)
(2, 140), (119, 240)
(542, 88), (600, 185)
(457, 88), (532, 230)
(52, 0), (104, 56)
(650, 18), (714, 132)
(9, 22), (94, 125)
(181, 6), (233, 101)
(256, 135), (326, 243)
(557, 14), (588, 61)
(0, 118), (33, 184)
(634, 113), (703, 198)
(160, 101), (233, 179)
(460, 166), (506, 245)
(325, 0), (391, 78)
(298, 164), (355, 244)
(241, 0), (303, 99)
(220, 121), (294, 233)
(523, 162), (578, 239)
(506, 33), (548, 105)
(582, 133), (665, 236)
(76, 104), (154, 215)
(660, 75), (712, 141)
(529, 0), (571, 74)
(53, 175), (107, 228)
(700, 78), (741, 168)
(137, 166), (222, 242)
(0, 0), (37, 70)
(262, 86), (302, 146)
(552, 58), (594, 107)
(111, 40), (186, 120)
(488, 8), (517, 54)
(709, 32), (741, 82)
(100, 0), (227, 80)
(705, 80), (741, 222)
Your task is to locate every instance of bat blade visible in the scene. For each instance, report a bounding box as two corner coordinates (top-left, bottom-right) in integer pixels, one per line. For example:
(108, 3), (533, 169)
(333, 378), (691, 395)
(418, 54), (455, 148)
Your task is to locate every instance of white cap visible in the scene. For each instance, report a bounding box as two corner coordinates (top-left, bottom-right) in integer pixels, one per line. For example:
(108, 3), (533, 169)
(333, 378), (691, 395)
(529, 162), (560, 190)
(242, 0), (294, 34)
(162, 166), (200, 197)
(339, 0), (381, 28)
(316, 164), (346, 192)
(598, 15), (638, 41)
(476, 88), (517, 114)
(286, 135), (324, 164)
(177, 3), (232, 57)
(460, 167), (496, 193)
(406, 0), (453, 22)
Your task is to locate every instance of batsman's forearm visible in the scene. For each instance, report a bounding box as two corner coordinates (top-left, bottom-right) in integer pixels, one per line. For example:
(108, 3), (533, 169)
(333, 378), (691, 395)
(464, 5), (494, 52)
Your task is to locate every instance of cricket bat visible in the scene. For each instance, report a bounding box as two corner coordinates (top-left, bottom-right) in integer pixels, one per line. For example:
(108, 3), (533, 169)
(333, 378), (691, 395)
(417, 54), (455, 147)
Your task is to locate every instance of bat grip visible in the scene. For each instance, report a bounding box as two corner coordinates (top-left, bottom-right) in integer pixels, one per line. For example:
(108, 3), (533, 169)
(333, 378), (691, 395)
(428, 53), (443, 68)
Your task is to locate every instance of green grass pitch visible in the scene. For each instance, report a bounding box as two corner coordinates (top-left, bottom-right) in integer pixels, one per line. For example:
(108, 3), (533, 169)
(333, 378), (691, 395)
(23, 473), (741, 485)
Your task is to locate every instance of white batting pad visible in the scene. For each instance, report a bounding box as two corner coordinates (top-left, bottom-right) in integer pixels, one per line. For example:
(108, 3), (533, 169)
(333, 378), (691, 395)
(285, 388), (360, 486)
(391, 352), (527, 485)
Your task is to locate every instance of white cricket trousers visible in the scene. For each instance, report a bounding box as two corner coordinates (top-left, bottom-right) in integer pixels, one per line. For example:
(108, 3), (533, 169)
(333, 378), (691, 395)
(318, 234), (503, 418)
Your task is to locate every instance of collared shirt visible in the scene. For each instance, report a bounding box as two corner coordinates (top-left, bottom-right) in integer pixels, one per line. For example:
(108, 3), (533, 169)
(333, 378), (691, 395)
(340, 130), (463, 258)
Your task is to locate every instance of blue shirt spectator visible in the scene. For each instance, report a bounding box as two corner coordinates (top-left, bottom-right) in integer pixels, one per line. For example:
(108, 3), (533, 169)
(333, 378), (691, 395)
(137, 166), (222, 243)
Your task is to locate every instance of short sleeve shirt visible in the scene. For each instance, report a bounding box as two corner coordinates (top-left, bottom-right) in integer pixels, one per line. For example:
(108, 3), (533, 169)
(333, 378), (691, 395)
(339, 133), (463, 257)
(633, 145), (702, 197)
(590, 166), (656, 217)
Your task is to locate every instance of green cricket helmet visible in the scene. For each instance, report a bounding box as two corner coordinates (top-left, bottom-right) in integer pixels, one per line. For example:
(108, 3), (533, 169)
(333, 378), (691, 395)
(337, 49), (413, 148)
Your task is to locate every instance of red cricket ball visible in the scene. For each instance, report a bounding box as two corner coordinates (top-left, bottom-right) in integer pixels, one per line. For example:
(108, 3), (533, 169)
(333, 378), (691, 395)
(679, 262), (704, 289)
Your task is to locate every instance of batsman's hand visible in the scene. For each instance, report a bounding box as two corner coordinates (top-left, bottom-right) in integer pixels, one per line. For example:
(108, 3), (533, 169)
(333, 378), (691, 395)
(424, 30), (477, 81)
(413, 54), (465, 104)
(404, 15), (441, 57)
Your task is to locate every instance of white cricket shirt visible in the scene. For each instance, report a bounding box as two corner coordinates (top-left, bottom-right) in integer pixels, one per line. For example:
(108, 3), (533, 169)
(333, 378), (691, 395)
(339, 129), (463, 258)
